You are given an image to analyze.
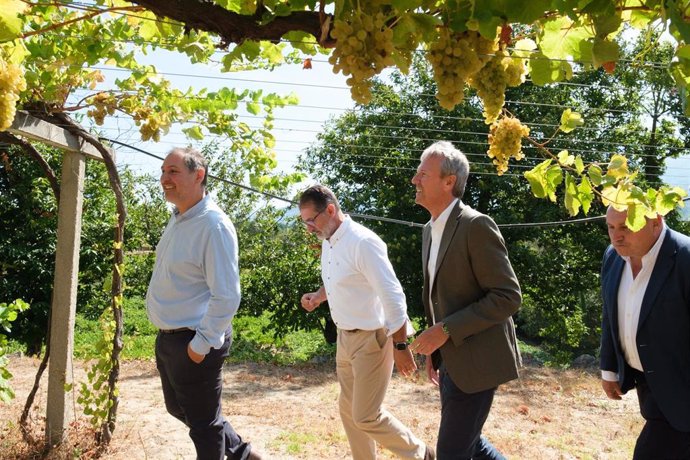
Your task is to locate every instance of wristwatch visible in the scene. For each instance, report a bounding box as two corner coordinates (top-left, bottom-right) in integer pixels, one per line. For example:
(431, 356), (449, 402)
(441, 322), (450, 336)
(394, 341), (409, 350)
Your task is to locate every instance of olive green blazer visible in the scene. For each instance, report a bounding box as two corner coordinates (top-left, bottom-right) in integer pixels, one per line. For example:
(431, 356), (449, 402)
(422, 202), (521, 393)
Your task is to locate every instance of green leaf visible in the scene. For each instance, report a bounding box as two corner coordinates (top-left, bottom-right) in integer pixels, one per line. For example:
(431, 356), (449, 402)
(505, 0), (552, 23)
(0, 0), (25, 42)
(588, 164), (603, 186)
(656, 186), (688, 215)
(564, 173), (580, 216)
(605, 154), (628, 180)
(626, 202), (647, 232)
(601, 184), (630, 209)
(559, 109), (584, 133)
(668, 0), (690, 44)
(557, 150), (575, 166)
(528, 51), (573, 85)
(574, 155), (585, 174)
(578, 176), (594, 214)
(524, 159), (563, 202)
(246, 101), (261, 115)
(540, 17), (594, 61)
(592, 11), (622, 38)
(591, 37), (619, 68)
(182, 125), (205, 140)
(391, 0), (423, 9)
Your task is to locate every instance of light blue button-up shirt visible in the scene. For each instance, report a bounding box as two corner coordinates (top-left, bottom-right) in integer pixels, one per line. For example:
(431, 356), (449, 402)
(146, 194), (241, 355)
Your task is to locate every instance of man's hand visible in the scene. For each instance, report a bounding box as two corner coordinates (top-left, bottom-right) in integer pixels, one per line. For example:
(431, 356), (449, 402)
(425, 356), (439, 387)
(602, 379), (623, 400)
(300, 291), (324, 312)
(187, 343), (205, 364)
(410, 322), (449, 356)
(393, 348), (418, 378)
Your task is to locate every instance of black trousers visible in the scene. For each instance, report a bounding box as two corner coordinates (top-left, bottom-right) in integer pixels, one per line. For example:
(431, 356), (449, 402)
(632, 370), (690, 460)
(437, 367), (506, 460)
(155, 329), (251, 460)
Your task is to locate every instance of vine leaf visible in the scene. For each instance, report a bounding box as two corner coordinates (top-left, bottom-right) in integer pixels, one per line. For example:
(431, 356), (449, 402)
(559, 109), (584, 133)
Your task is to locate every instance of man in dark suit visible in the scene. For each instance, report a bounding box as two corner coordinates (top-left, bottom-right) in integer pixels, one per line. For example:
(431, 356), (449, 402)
(409, 141), (521, 460)
(600, 206), (690, 459)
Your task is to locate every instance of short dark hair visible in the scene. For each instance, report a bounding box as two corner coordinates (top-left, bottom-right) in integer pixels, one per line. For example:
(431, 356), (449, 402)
(168, 147), (209, 187)
(298, 184), (340, 212)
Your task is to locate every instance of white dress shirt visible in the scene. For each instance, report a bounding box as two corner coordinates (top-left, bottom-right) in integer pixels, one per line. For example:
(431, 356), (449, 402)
(321, 216), (409, 336)
(602, 224), (667, 382)
(427, 198), (459, 323)
(146, 194), (241, 355)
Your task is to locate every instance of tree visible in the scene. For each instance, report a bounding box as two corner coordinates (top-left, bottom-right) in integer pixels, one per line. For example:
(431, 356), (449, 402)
(301, 47), (688, 362)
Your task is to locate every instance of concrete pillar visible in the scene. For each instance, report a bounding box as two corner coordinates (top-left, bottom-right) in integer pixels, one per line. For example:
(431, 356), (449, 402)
(46, 150), (85, 446)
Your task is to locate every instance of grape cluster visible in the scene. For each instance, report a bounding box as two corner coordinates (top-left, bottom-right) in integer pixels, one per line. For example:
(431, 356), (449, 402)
(428, 30), (497, 110)
(0, 56), (27, 131)
(469, 50), (527, 124)
(329, 10), (395, 104)
(487, 116), (530, 175)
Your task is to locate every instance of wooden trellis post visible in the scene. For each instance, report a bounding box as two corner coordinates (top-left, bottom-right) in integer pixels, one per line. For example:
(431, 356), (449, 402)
(7, 111), (114, 446)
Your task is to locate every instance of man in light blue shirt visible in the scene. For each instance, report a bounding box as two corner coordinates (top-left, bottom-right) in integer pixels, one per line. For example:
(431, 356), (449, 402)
(147, 147), (260, 460)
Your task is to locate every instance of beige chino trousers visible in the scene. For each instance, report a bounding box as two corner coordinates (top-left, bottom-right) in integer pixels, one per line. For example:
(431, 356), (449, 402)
(336, 328), (426, 460)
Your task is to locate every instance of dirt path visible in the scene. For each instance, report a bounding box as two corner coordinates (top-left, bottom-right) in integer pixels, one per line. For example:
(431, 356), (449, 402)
(1, 356), (642, 459)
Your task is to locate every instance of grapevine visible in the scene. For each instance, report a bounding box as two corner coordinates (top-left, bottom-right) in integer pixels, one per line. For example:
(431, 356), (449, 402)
(428, 30), (497, 110)
(329, 9), (395, 104)
(469, 49), (527, 124)
(487, 116), (530, 175)
(0, 55), (27, 131)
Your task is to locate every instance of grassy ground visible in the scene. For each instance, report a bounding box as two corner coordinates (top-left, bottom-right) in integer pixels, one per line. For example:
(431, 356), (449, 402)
(0, 357), (641, 459)
(2, 298), (642, 459)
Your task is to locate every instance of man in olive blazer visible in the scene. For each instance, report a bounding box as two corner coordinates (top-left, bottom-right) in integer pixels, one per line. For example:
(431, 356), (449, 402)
(410, 141), (521, 460)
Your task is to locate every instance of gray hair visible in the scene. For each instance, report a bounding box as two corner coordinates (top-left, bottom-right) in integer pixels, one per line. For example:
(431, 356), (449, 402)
(168, 147), (209, 187)
(420, 141), (470, 198)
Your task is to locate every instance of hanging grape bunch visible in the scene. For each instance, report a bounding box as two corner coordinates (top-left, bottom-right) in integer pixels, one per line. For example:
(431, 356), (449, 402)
(487, 116), (530, 175)
(427, 30), (497, 110)
(329, 7), (396, 104)
(0, 55), (27, 131)
(469, 48), (527, 124)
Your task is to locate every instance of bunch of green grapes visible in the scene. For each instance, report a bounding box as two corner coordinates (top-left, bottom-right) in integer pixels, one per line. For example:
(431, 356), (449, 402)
(329, 10), (395, 104)
(0, 56), (27, 131)
(487, 116), (530, 175)
(504, 52), (527, 87)
(470, 49), (528, 124)
(428, 30), (497, 110)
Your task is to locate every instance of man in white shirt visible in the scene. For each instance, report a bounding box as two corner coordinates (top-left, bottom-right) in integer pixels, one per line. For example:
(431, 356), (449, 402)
(299, 184), (434, 460)
(600, 206), (690, 458)
(147, 147), (261, 460)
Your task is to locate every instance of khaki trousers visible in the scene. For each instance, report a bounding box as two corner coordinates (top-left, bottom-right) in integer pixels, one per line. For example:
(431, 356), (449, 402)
(336, 328), (426, 460)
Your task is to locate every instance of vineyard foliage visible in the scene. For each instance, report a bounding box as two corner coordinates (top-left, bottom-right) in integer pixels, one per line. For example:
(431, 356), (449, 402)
(0, 0), (688, 227)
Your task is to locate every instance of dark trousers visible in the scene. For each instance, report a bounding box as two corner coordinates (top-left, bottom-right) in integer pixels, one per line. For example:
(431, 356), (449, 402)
(632, 370), (690, 460)
(437, 368), (505, 460)
(155, 329), (251, 460)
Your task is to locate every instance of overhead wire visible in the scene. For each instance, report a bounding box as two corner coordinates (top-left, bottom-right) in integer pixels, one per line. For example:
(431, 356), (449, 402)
(99, 137), (690, 230)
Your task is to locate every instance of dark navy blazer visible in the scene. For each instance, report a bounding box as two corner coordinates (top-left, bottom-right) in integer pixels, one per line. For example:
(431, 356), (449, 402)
(600, 228), (690, 431)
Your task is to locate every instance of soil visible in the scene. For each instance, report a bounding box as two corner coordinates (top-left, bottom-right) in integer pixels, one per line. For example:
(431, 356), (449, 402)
(1, 356), (642, 459)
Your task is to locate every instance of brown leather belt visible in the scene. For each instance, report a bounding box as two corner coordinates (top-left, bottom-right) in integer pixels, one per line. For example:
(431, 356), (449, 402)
(159, 327), (193, 334)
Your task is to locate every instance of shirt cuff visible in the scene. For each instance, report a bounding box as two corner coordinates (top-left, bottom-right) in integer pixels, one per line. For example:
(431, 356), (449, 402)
(189, 333), (211, 356)
(601, 370), (618, 382)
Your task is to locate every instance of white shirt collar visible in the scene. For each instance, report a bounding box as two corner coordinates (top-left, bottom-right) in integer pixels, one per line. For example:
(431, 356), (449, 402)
(430, 198), (459, 232)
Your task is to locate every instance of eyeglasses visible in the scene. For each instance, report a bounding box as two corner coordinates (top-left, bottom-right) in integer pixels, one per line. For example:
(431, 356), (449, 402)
(301, 208), (325, 227)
